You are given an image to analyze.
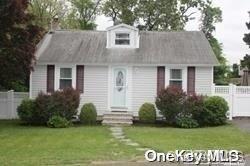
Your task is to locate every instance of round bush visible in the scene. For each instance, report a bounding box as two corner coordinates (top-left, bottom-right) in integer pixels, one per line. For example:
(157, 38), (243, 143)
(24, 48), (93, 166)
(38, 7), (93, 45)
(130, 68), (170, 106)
(139, 103), (156, 123)
(201, 96), (229, 126)
(80, 103), (97, 125)
(47, 115), (71, 128)
(17, 99), (36, 124)
(175, 116), (199, 128)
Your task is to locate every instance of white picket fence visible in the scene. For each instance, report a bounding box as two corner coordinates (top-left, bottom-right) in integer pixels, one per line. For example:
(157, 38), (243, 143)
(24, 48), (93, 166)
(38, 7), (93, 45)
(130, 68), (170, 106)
(0, 90), (29, 119)
(212, 84), (250, 120)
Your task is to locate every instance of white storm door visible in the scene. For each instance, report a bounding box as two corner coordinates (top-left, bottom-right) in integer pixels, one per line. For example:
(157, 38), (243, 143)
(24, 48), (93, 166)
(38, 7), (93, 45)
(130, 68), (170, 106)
(112, 68), (127, 107)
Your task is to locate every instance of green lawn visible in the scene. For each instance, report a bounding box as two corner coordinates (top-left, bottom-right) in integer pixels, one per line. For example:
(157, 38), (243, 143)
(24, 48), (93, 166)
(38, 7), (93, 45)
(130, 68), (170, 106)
(0, 121), (139, 166)
(1, 121), (250, 166)
(124, 124), (250, 154)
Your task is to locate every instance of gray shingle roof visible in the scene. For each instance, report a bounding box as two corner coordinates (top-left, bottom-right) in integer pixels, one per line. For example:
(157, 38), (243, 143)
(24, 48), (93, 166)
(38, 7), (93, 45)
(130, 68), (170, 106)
(36, 30), (218, 65)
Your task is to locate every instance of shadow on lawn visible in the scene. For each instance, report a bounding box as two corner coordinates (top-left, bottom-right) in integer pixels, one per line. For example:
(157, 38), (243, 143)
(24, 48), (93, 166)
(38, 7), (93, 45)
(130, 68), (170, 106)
(132, 119), (235, 129)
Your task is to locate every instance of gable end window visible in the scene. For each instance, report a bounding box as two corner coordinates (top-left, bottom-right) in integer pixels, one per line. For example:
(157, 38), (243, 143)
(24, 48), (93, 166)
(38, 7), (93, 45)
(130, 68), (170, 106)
(115, 33), (130, 45)
(169, 69), (183, 88)
(60, 68), (72, 89)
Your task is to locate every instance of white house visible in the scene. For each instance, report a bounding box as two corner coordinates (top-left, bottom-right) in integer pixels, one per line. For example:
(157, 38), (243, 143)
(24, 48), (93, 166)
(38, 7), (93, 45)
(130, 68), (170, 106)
(30, 24), (218, 124)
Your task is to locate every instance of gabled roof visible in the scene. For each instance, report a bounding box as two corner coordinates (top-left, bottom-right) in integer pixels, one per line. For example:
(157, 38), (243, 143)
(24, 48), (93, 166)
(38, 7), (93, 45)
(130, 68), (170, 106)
(36, 30), (218, 66)
(106, 23), (138, 31)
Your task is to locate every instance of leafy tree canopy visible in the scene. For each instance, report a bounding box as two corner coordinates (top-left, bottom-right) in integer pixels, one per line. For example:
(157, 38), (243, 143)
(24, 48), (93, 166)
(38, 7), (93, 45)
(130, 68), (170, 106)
(241, 54), (250, 70)
(29, 0), (68, 30)
(199, 0), (229, 85)
(241, 12), (250, 70)
(0, 0), (44, 91)
(65, 0), (101, 30)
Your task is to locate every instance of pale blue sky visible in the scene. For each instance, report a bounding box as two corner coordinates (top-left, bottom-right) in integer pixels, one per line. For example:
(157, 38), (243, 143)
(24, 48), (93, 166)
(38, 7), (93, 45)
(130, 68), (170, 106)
(96, 0), (250, 65)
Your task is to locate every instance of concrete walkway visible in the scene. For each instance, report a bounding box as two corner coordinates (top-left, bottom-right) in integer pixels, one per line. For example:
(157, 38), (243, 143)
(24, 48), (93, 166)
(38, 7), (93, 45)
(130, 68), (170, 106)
(91, 124), (250, 166)
(109, 126), (149, 152)
(233, 119), (250, 132)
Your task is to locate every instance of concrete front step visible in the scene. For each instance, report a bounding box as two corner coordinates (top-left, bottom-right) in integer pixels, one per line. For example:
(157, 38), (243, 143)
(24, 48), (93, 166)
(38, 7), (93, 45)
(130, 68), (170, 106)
(102, 112), (133, 125)
(102, 120), (133, 125)
(103, 116), (133, 120)
(104, 112), (133, 116)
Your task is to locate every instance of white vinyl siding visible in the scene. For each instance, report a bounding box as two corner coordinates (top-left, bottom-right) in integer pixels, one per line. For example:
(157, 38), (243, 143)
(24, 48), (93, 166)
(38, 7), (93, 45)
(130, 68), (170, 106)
(132, 66), (157, 116)
(30, 65), (47, 99)
(80, 66), (108, 115)
(30, 64), (214, 116)
(195, 67), (213, 95)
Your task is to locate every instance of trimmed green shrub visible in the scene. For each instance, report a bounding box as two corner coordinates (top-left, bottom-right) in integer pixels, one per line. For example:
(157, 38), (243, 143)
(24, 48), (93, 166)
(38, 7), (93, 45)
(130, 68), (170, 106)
(200, 96), (229, 126)
(47, 115), (71, 128)
(17, 99), (36, 124)
(139, 103), (156, 123)
(155, 86), (186, 125)
(18, 88), (80, 126)
(80, 103), (97, 125)
(176, 116), (199, 128)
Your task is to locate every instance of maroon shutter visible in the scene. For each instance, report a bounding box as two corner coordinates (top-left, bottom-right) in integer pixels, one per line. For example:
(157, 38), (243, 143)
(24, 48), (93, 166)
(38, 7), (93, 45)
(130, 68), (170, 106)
(157, 66), (165, 95)
(187, 67), (195, 95)
(76, 65), (84, 93)
(47, 65), (55, 93)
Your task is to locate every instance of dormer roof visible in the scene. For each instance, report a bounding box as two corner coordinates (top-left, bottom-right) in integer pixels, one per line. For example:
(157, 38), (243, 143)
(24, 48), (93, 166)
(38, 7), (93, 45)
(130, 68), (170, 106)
(106, 23), (138, 31)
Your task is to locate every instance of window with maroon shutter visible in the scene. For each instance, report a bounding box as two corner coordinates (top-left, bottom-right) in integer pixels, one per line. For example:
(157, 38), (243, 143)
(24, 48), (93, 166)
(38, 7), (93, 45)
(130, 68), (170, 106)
(157, 66), (165, 95)
(59, 68), (72, 89)
(76, 65), (84, 93)
(187, 67), (196, 95)
(47, 65), (55, 93)
(169, 69), (183, 88)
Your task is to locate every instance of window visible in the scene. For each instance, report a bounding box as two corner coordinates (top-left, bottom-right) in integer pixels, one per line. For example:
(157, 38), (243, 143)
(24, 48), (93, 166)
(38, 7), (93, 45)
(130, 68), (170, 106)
(115, 33), (130, 45)
(60, 68), (72, 89)
(169, 69), (182, 88)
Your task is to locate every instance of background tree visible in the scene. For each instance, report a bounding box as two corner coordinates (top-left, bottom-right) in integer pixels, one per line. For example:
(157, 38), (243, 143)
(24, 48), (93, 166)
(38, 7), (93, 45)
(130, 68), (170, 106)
(242, 12), (250, 70)
(0, 0), (43, 91)
(231, 63), (240, 78)
(136, 0), (181, 30)
(102, 0), (137, 25)
(64, 0), (101, 30)
(199, 0), (229, 85)
(102, 0), (216, 31)
(137, 0), (209, 31)
(241, 55), (250, 70)
(29, 0), (68, 30)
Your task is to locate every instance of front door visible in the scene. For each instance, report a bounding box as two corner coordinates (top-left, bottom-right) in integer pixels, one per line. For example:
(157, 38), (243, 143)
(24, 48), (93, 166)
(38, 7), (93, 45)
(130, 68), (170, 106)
(112, 67), (127, 108)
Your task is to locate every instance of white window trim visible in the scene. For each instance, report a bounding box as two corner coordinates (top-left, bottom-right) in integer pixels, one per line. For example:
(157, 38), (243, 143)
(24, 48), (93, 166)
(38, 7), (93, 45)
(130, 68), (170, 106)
(55, 65), (76, 90)
(112, 31), (131, 48)
(165, 66), (187, 92)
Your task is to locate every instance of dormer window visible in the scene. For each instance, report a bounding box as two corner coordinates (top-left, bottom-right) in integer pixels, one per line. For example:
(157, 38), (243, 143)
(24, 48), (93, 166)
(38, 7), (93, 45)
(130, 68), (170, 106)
(106, 24), (139, 48)
(115, 33), (130, 45)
